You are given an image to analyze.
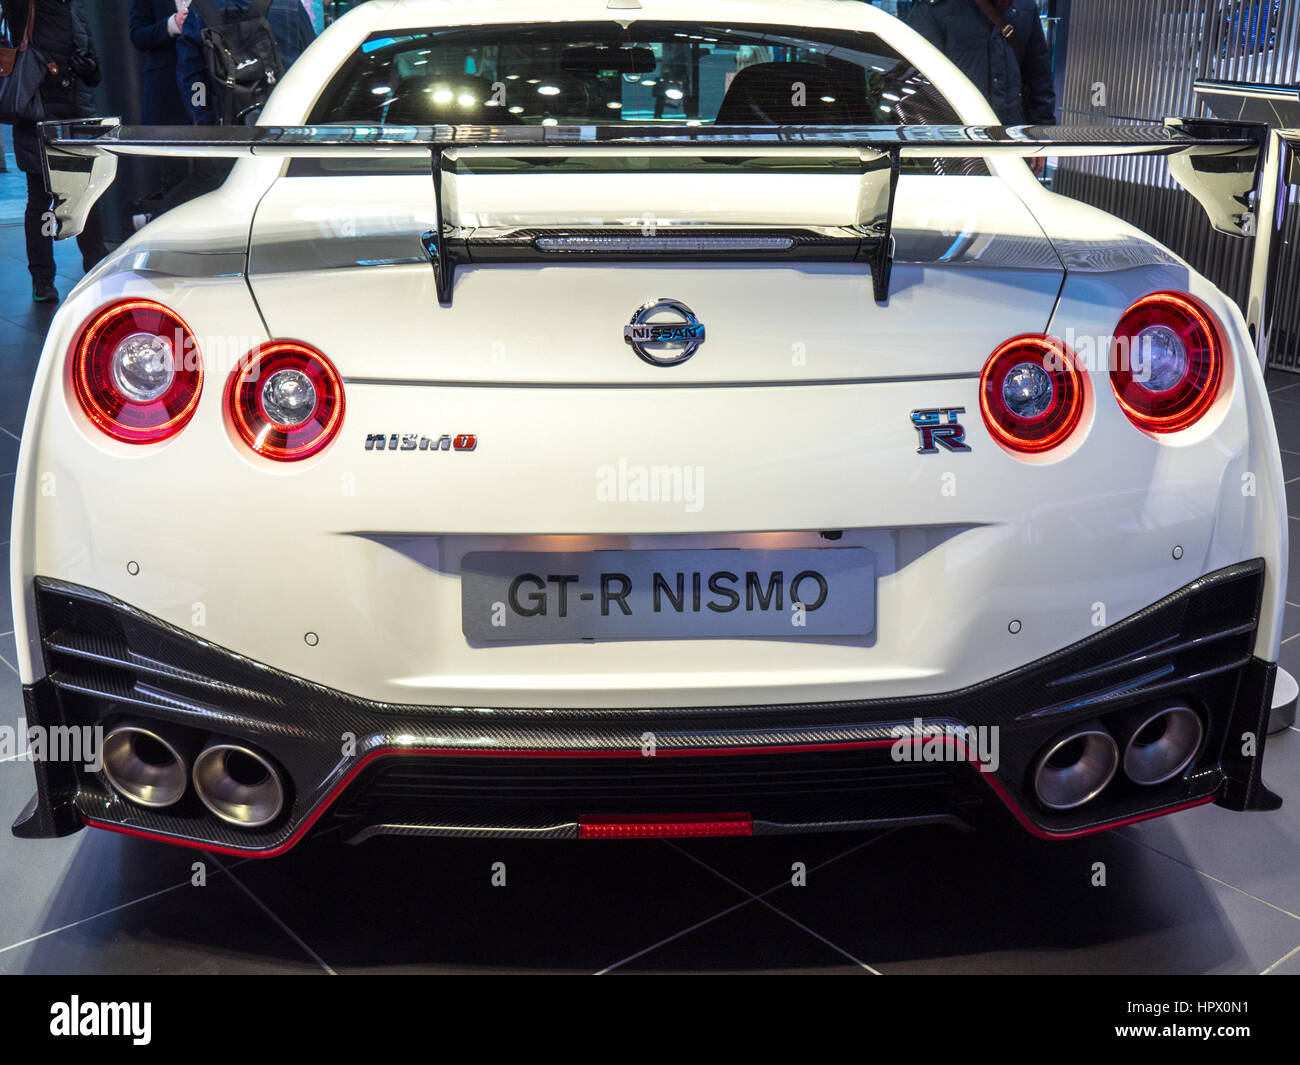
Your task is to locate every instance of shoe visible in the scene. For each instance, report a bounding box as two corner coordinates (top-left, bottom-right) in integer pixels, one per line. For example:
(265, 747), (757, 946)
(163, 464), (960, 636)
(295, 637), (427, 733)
(32, 281), (58, 303)
(132, 213), (153, 232)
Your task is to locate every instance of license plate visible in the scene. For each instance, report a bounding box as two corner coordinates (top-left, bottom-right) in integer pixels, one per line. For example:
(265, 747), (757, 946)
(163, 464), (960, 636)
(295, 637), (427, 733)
(461, 548), (875, 641)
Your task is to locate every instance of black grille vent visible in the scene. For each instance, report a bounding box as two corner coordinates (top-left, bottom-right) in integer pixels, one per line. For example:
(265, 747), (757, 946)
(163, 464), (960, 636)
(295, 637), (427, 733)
(331, 750), (981, 830)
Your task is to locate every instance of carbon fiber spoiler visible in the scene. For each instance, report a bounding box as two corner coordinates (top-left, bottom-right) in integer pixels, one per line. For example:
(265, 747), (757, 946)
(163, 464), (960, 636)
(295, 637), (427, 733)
(41, 117), (1266, 304)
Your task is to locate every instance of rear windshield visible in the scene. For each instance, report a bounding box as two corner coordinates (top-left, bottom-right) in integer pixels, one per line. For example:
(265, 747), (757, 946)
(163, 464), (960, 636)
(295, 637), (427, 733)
(310, 21), (964, 128)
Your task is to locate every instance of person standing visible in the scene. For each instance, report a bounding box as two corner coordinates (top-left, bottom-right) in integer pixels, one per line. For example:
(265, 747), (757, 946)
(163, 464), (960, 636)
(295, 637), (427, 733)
(130, 1), (191, 125)
(1, 0), (108, 302)
(176, 0), (315, 126)
(907, 0), (1057, 128)
(146, 0), (314, 217)
(129, 1), (192, 229)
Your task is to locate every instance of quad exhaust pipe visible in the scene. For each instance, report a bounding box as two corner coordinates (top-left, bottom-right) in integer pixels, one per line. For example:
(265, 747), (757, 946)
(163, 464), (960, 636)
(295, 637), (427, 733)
(102, 722), (286, 828)
(1031, 719), (1119, 810)
(1030, 704), (1204, 810)
(102, 722), (192, 809)
(192, 741), (286, 828)
(1114, 704), (1203, 787)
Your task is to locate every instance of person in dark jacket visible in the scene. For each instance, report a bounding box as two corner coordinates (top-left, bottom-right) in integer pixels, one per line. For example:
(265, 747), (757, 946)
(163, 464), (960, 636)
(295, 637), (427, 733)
(148, 0), (315, 219)
(130, 0), (190, 125)
(129, 1), (193, 229)
(0, 0), (107, 302)
(907, 0), (1057, 127)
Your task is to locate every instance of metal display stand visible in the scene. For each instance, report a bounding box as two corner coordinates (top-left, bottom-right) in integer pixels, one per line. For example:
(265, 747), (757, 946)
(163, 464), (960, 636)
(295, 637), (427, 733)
(1195, 80), (1300, 734)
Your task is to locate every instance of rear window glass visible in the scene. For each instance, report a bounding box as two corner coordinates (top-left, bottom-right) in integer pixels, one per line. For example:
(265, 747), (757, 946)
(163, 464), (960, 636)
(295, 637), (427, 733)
(310, 21), (964, 128)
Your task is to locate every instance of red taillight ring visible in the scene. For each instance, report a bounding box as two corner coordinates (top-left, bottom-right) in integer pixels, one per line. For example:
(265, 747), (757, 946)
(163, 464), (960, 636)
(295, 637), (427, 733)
(70, 299), (203, 444)
(979, 335), (1085, 455)
(1109, 292), (1223, 434)
(227, 342), (344, 461)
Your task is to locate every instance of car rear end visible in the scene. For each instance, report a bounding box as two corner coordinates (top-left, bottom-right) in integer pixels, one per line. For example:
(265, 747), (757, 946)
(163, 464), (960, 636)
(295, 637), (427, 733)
(9, 0), (1286, 854)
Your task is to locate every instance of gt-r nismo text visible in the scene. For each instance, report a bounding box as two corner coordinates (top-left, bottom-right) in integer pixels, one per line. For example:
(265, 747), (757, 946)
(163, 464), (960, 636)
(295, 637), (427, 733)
(9, 0), (1286, 853)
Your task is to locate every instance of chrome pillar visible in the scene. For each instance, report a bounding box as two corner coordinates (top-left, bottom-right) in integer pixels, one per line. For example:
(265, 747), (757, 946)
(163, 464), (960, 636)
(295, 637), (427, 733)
(1247, 129), (1298, 367)
(1192, 80), (1300, 370)
(1056, 0), (1300, 370)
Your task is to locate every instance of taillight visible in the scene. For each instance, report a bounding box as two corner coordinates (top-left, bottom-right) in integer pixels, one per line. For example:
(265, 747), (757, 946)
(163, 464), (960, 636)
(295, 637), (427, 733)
(227, 341), (344, 461)
(1109, 292), (1223, 434)
(71, 300), (202, 443)
(979, 335), (1085, 454)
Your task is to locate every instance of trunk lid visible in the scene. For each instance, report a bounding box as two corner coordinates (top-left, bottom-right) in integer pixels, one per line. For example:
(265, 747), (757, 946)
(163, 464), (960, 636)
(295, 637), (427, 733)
(246, 165), (1064, 384)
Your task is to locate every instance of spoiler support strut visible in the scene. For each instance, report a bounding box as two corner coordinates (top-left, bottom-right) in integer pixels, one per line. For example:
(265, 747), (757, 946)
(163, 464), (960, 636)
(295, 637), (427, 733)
(423, 147), (453, 305)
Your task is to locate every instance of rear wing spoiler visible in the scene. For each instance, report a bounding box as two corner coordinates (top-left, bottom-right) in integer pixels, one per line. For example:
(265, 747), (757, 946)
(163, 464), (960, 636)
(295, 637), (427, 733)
(41, 117), (1267, 305)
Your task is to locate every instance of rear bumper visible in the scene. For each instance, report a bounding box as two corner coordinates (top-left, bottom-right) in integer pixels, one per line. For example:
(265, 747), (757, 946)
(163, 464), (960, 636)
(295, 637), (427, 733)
(12, 561), (1281, 855)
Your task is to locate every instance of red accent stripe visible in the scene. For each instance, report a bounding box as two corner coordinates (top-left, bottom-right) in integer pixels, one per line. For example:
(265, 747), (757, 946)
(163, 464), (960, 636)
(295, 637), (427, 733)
(79, 737), (1220, 857)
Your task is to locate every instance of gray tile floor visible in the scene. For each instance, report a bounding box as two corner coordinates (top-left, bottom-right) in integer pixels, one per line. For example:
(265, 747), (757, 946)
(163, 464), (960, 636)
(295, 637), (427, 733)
(0, 226), (1298, 975)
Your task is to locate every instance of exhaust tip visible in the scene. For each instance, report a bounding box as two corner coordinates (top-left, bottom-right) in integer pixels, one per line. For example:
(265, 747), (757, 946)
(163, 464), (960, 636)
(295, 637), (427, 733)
(103, 724), (188, 808)
(1123, 705), (1203, 786)
(192, 742), (285, 828)
(1032, 722), (1119, 810)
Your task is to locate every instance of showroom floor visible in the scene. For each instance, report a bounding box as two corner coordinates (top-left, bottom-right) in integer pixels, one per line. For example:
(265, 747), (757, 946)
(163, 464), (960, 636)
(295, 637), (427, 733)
(2, 228), (1300, 975)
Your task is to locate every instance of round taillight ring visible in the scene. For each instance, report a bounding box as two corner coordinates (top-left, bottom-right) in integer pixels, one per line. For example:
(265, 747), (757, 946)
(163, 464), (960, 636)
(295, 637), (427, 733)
(1109, 292), (1224, 434)
(979, 335), (1085, 455)
(70, 300), (203, 444)
(227, 342), (344, 461)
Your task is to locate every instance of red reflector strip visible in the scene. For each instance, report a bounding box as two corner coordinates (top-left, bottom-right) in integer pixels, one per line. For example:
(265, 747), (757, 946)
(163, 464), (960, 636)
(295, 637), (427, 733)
(579, 813), (753, 839)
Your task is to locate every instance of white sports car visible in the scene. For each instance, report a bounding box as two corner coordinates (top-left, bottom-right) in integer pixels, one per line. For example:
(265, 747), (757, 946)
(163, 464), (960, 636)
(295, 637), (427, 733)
(7, 0), (1288, 854)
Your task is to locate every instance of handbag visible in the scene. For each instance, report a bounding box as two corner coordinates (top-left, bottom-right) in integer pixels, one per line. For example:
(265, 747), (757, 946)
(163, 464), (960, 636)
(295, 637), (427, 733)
(0, 0), (47, 124)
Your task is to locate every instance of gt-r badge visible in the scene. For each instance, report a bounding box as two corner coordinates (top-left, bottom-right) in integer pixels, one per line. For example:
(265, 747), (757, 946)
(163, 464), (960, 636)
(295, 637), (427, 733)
(624, 298), (706, 366)
(911, 409), (971, 454)
(365, 433), (477, 452)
